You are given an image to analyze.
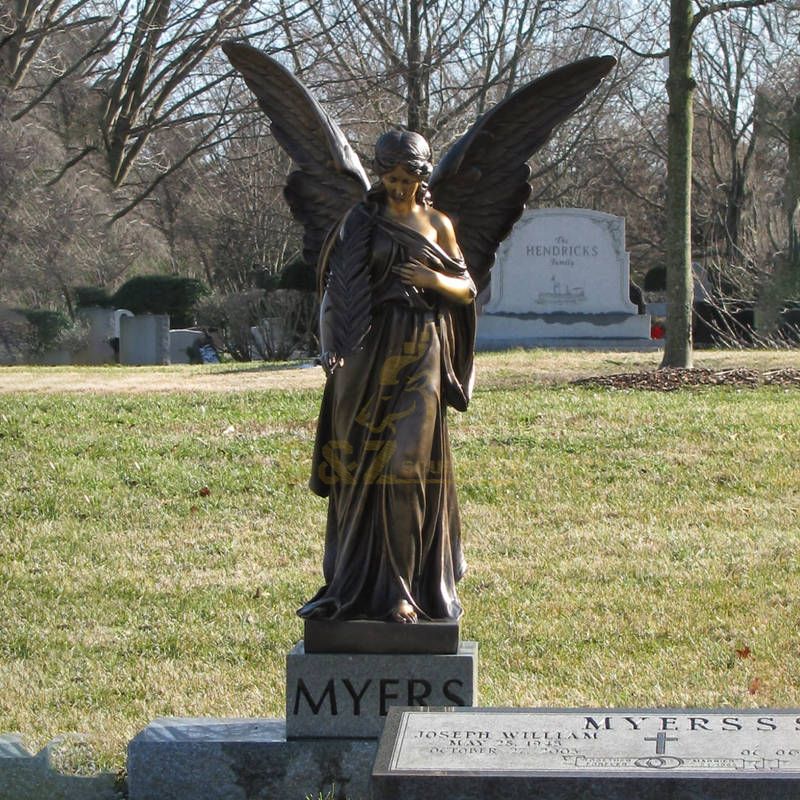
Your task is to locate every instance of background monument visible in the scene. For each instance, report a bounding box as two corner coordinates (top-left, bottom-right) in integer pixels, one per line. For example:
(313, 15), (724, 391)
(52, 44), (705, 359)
(478, 208), (651, 347)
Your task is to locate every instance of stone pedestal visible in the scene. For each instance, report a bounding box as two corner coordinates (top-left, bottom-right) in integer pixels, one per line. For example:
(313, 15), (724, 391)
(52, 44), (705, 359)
(286, 641), (477, 739)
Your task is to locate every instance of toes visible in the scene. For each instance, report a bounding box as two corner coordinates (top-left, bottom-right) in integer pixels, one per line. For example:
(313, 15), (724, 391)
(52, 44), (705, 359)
(391, 601), (418, 623)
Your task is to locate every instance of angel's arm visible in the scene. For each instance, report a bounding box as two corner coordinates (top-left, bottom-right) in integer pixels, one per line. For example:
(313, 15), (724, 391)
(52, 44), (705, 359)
(393, 211), (476, 305)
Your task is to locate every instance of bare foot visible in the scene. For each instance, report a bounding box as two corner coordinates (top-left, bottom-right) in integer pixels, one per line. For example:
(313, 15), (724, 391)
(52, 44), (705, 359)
(391, 600), (418, 624)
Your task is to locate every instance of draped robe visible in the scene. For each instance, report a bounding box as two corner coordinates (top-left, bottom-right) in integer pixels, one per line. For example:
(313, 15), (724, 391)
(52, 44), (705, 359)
(298, 204), (476, 621)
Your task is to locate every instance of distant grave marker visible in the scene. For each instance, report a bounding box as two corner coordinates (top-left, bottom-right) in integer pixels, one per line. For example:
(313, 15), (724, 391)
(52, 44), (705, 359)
(119, 314), (170, 366)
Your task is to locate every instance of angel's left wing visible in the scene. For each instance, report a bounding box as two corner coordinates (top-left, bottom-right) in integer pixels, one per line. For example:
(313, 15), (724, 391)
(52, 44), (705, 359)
(429, 55), (616, 295)
(222, 42), (370, 271)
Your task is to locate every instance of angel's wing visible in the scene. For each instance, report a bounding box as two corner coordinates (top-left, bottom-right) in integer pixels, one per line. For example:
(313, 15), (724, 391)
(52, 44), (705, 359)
(222, 42), (370, 270)
(429, 55), (616, 295)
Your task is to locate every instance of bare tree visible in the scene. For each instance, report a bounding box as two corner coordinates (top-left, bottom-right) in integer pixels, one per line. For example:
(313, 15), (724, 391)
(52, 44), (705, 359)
(268, 0), (567, 147)
(755, 61), (800, 331)
(1, 0), (315, 210)
(575, 0), (788, 367)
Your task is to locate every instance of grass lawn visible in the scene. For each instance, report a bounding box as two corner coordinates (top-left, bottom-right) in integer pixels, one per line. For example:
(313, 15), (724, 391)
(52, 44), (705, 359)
(1, 348), (799, 773)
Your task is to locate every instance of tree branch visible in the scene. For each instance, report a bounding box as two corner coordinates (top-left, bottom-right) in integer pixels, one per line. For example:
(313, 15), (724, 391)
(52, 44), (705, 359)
(691, 0), (773, 34)
(569, 24), (669, 59)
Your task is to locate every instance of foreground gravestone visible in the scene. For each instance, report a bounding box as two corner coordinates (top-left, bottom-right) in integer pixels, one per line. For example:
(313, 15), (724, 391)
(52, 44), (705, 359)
(372, 707), (800, 800)
(477, 208), (651, 347)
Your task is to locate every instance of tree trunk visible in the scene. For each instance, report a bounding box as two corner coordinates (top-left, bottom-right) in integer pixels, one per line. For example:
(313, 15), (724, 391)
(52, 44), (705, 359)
(789, 95), (800, 283)
(661, 0), (695, 368)
(406, 0), (426, 133)
(757, 93), (800, 332)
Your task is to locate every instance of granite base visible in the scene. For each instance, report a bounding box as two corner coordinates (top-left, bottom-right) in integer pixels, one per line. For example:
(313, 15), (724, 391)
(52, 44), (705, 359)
(477, 310), (652, 349)
(127, 718), (377, 800)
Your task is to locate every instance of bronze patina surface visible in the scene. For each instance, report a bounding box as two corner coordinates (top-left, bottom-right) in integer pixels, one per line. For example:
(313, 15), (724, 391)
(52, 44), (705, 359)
(223, 41), (615, 625)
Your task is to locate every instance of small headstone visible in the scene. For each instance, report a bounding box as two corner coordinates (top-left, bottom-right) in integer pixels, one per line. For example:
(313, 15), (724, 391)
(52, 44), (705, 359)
(478, 208), (652, 347)
(373, 707), (800, 799)
(119, 314), (170, 366)
(169, 329), (206, 364)
(112, 309), (134, 338)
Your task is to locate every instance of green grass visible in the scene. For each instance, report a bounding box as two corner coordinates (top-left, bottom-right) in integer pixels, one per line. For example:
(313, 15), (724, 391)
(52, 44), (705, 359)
(1, 352), (799, 773)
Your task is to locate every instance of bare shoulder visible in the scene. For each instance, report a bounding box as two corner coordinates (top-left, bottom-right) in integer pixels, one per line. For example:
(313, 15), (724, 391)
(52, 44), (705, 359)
(426, 207), (456, 234)
(424, 207), (462, 260)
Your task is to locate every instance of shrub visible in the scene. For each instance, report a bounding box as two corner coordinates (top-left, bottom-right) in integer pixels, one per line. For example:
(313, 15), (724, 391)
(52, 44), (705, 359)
(196, 290), (264, 362)
(196, 289), (316, 361)
(74, 286), (113, 308)
(55, 319), (92, 352)
(0, 307), (34, 363)
(643, 266), (666, 292)
(112, 276), (209, 327)
(17, 309), (71, 353)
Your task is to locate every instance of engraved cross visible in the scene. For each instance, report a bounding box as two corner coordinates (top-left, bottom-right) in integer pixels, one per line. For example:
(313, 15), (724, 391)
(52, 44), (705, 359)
(644, 731), (679, 755)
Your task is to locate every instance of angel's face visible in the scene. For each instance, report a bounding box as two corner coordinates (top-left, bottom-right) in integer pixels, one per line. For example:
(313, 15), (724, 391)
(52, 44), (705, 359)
(381, 165), (421, 203)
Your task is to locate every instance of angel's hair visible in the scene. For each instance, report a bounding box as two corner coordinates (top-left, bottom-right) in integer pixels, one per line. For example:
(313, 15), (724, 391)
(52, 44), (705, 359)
(373, 129), (432, 178)
(370, 129), (433, 206)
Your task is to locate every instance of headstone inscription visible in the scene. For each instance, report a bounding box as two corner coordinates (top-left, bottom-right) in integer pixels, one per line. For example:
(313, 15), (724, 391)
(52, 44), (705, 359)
(372, 708), (800, 800)
(477, 208), (652, 347)
(286, 639), (477, 738)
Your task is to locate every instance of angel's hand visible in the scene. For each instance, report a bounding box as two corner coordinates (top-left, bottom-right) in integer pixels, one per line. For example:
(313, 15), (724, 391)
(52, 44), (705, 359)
(393, 260), (441, 291)
(316, 351), (343, 376)
(393, 260), (475, 305)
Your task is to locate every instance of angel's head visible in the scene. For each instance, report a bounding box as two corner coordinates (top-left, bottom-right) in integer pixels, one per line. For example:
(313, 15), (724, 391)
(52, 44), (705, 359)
(371, 129), (432, 206)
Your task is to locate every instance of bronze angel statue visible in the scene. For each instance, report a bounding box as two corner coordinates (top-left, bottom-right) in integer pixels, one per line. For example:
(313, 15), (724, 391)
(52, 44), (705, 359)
(223, 42), (614, 625)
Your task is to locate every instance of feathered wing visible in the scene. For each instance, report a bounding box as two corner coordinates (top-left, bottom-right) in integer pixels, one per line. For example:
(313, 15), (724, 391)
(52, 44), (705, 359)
(222, 41), (370, 271)
(429, 55), (616, 295)
(322, 205), (375, 358)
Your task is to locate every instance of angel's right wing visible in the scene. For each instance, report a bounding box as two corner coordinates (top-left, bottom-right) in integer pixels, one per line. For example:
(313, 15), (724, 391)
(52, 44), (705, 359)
(429, 55), (616, 296)
(222, 42), (370, 271)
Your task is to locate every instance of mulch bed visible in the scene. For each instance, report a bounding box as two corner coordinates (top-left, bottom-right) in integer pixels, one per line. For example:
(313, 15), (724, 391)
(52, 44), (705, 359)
(573, 367), (800, 391)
